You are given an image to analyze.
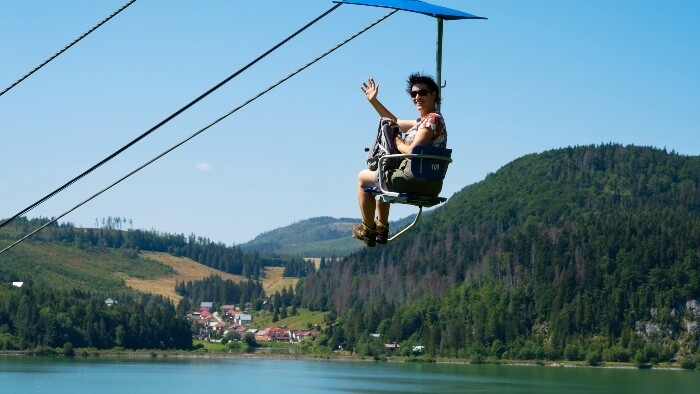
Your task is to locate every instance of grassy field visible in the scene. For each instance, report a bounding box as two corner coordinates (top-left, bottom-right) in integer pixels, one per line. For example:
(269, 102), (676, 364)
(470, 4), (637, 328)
(122, 252), (243, 303)
(0, 242), (173, 293)
(251, 309), (327, 330)
(260, 266), (299, 295)
(124, 252), (299, 302)
(0, 243), (301, 304)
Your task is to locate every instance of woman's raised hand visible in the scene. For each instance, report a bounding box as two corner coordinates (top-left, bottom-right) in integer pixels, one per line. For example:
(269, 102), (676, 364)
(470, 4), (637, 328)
(361, 78), (378, 102)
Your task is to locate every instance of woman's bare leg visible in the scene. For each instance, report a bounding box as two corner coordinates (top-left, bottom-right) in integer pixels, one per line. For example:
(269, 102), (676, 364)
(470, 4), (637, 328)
(376, 201), (390, 226)
(357, 169), (378, 227)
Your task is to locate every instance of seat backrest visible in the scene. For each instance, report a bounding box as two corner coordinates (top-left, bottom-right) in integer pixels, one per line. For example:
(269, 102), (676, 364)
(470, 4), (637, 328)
(409, 145), (452, 181)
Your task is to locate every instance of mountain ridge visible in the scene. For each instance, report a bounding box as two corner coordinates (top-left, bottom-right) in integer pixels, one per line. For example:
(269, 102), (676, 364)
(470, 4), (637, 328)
(239, 214), (422, 257)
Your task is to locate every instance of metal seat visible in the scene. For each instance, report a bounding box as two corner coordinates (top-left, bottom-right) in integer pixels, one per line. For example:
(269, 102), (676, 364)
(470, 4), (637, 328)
(363, 145), (452, 241)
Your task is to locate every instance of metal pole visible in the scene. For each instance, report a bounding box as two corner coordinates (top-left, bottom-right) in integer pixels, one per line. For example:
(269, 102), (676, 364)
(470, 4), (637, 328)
(436, 17), (443, 111)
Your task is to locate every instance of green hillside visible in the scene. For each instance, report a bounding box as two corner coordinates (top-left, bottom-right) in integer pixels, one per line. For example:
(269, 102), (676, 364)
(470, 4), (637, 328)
(240, 215), (421, 257)
(0, 221), (297, 352)
(240, 216), (361, 256)
(0, 241), (172, 292)
(297, 144), (700, 366)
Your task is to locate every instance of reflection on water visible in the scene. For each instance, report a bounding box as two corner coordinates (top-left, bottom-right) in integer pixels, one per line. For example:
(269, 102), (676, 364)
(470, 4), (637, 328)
(1, 356), (699, 393)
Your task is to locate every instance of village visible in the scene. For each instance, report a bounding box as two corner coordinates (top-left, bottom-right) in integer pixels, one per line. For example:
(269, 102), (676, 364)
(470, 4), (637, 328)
(184, 301), (425, 354)
(185, 302), (320, 344)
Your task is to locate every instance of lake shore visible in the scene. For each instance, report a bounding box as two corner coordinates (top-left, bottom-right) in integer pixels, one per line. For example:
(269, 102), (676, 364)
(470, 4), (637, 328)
(0, 348), (685, 371)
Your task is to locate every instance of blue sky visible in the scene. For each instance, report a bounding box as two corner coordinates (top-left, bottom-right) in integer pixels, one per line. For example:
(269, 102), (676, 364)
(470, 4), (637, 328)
(2, 0), (699, 244)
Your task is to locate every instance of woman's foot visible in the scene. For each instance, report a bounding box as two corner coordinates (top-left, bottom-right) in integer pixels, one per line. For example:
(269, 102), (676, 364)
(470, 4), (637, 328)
(352, 222), (376, 247)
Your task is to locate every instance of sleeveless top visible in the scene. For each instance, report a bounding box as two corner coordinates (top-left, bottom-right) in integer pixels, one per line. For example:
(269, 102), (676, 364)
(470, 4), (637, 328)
(403, 112), (447, 148)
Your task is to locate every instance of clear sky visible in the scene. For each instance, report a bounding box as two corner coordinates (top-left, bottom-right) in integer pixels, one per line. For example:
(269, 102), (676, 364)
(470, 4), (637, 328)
(2, 1), (699, 245)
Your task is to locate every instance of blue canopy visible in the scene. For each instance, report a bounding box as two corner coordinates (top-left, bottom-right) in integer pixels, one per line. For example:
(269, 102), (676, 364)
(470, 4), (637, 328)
(332, 0), (486, 20)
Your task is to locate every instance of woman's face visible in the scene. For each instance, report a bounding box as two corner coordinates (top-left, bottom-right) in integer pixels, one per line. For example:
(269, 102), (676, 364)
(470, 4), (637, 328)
(409, 83), (437, 113)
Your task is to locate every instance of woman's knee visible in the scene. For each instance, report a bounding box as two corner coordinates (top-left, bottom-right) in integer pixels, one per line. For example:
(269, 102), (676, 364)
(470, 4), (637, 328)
(358, 169), (376, 186)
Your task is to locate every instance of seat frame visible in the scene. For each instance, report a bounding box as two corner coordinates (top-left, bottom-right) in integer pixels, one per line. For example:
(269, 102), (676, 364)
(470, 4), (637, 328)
(363, 146), (452, 242)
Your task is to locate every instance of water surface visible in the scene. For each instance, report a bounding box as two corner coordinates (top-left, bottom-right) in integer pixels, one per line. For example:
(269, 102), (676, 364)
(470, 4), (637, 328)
(1, 356), (698, 393)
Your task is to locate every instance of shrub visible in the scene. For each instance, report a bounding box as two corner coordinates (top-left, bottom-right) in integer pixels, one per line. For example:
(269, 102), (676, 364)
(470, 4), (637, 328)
(586, 350), (602, 366)
(680, 355), (699, 370)
(62, 342), (75, 357)
(564, 344), (585, 361)
(603, 345), (631, 362)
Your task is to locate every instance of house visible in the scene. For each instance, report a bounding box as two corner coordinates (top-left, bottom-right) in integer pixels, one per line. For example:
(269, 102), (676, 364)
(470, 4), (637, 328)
(105, 298), (117, 307)
(291, 330), (320, 342)
(254, 327), (320, 343)
(187, 308), (213, 328)
(186, 311), (201, 320)
(234, 313), (252, 325)
(220, 305), (236, 314)
(385, 342), (400, 352)
(199, 308), (212, 320)
(223, 309), (252, 325)
(200, 301), (213, 310)
(209, 321), (225, 333)
(255, 327), (272, 342)
(232, 325), (248, 335)
(255, 327), (291, 342)
(270, 327), (291, 342)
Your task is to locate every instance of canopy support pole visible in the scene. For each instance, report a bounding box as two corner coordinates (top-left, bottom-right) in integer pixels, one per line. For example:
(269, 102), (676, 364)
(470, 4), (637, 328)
(436, 17), (443, 111)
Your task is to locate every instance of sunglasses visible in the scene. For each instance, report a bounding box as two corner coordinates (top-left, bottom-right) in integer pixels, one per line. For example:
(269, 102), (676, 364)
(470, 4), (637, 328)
(409, 89), (431, 98)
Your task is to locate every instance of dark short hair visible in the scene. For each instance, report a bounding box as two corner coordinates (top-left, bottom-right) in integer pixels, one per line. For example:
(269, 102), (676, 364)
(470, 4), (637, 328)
(406, 72), (441, 105)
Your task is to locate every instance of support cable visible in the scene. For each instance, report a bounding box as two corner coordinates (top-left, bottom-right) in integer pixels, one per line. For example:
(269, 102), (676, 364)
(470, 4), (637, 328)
(0, 9), (397, 256)
(0, 0), (137, 98)
(0, 4), (342, 230)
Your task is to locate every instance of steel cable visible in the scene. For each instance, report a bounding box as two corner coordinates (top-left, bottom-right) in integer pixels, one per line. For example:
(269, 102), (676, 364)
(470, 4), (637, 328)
(0, 4), (342, 230)
(0, 0), (138, 98)
(0, 9), (397, 256)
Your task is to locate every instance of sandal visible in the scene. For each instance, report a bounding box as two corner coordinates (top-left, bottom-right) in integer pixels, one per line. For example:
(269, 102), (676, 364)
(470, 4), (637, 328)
(352, 222), (376, 247)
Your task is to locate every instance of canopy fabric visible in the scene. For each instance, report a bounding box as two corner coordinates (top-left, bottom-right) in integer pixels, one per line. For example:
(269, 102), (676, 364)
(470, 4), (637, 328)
(332, 0), (486, 20)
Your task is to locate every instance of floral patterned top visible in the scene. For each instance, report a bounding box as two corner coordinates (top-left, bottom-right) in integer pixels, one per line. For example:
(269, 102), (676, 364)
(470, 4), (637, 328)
(404, 112), (447, 148)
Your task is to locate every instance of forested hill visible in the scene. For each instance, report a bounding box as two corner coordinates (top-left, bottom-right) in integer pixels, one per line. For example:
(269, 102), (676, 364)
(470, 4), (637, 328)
(298, 144), (700, 362)
(240, 215), (421, 257)
(241, 216), (361, 257)
(0, 218), (311, 281)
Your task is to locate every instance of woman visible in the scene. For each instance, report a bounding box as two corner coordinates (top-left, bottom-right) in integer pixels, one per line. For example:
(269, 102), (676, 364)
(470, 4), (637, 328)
(353, 73), (447, 246)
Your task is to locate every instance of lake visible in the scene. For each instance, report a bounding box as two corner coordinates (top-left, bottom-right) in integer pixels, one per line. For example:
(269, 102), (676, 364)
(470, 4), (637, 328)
(1, 356), (699, 393)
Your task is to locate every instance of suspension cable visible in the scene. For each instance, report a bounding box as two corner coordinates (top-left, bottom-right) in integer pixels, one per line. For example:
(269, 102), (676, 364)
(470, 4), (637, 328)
(0, 9), (397, 256)
(0, 0), (137, 98)
(0, 4), (342, 230)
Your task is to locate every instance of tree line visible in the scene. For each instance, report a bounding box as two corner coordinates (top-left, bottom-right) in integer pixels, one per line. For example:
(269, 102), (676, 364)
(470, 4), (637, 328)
(175, 276), (266, 312)
(0, 281), (191, 351)
(173, 274), (303, 324)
